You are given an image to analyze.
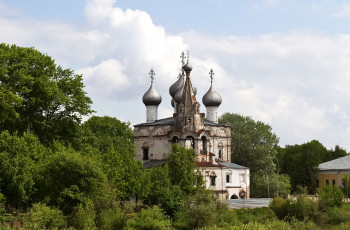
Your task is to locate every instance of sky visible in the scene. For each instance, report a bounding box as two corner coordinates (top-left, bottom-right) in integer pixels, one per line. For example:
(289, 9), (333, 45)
(2, 0), (350, 150)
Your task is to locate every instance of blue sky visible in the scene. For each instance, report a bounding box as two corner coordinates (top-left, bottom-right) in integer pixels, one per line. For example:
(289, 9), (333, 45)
(2, 0), (350, 150)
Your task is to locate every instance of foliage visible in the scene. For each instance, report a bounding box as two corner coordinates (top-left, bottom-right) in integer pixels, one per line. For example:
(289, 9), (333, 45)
(276, 141), (347, 193)
(167, 144), (204, 195)
(35, 148), (108, 215)
(128, 206), (172, 230)
(71, 199), (96, 230)
(219, 113), (279, 175)
(24, 203), (66, 229)
(317, 185), (344, 211)
(96, 206), (127, 230)
(76, 116), (145, 200)
(286, 196), (318, 222)
(0, 131), (49, 209)
(0, 43), (93, 146)
(251, 172), (291, 198)
(174, 188), (218, 230)
(0, 193), (5, 223)
(269, 197), (288, 220)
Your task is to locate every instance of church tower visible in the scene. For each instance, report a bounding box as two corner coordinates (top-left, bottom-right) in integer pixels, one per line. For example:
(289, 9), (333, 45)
(173, 52), (204, 134)
(202, 69), (222, 123)
(142, 68), (162, 123)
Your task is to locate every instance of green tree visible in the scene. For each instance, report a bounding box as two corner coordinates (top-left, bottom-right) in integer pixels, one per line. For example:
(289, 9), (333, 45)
(278, 140), (329, 193)
(76, 116), (145, 200)
(0, 43), (93, 145)
(0, 131), (49, 209)
(167, 144), (204, 195)
(218, 113), (279, 174)
(36, 148), (109, 215)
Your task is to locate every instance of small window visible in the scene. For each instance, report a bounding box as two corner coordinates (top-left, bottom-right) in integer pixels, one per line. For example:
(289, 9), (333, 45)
(226, 174), (230, 183)
(342, 179), (346, 188)
(326, 179), (329, 186)
(316, 179), (319, 188)
(210, 177), (216, 186)
(332, 179), (336, 186)
(219, 150), (222, 159)
(143, 148), (149, 160)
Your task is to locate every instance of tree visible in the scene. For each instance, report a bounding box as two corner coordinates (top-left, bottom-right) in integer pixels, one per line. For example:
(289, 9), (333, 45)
(167, 144), (204, 195)
(278, 140), (330, 193)
(0, 131), (49, 209)
(76, 116), (145, 200)
(0, 43), (93, 145)
(218, 113), (279, 174)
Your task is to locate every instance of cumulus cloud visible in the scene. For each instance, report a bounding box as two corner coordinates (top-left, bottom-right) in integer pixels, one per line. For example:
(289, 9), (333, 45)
(2, 0), (350, 150)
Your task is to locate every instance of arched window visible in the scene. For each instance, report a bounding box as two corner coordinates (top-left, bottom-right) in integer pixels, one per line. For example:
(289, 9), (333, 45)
(142, 147), (149, 160)
(326, 179), (329, 186)
(316, 179), (319, 188)
(201, 136), (207, 154)
(210, 177), (216, 186)
(226, 174), (230, 183)
(185, 136), (195, 149)
(231, 194), (238, 199)
(172, 136), (179, 144)
(342, 179), (346, 188)
(332, 179), (336, 186)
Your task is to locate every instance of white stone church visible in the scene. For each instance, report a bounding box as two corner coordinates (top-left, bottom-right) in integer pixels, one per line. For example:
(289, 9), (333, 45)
(133, 52), (250, 199)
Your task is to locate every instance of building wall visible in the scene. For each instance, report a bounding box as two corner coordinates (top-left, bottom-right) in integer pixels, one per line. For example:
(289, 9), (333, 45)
(315, 170), (349, 188)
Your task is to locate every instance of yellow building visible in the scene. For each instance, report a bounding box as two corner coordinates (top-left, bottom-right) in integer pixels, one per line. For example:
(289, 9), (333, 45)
(315, 155), (350, 188)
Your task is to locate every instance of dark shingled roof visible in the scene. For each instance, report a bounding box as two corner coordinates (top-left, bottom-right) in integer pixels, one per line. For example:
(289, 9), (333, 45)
(143, 160), (167, 169)
(134, 117), (230, 127)
(218, 162), (248, 169)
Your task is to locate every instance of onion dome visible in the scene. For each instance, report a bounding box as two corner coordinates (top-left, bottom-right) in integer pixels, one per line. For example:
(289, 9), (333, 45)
(174, 82), (184, 104)
(143, 84), (162, 106)
(183, 62), (192, 72)
(202, 69), (222, 107)
(169, 73), (184, 97)
(202, 86), (222, 107)
(142, 68), (162, 106)
(171, 98), (175, 108)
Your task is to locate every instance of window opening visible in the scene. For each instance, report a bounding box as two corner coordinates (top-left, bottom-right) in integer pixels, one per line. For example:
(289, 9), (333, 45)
(226, 174), (230, 183)
(326, 179), (329, 186)
(143, 148), (149, 160)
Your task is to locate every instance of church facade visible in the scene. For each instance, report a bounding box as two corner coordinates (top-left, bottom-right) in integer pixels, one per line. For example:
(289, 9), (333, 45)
(134, 53), (250, 199)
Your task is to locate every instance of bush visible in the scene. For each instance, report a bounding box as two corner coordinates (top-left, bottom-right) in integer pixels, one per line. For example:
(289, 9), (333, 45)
(317, 185), (344, 211)
(71, 199), (96, 230)
(96, 206), (127, 230)
(128, 206), (172, 230)
(24, 203), (66, 229)
(174, 189), (218, 229)
(286, 196), (318, 222)
(0, 193), (5, 223)
(269, 197), (288, 220)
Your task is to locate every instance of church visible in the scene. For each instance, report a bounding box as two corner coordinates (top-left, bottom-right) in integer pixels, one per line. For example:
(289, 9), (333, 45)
(133, 52), (250, 199)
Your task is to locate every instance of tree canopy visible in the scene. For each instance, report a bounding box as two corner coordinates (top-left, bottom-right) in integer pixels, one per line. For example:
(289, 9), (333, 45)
(0, 43), (93, 145)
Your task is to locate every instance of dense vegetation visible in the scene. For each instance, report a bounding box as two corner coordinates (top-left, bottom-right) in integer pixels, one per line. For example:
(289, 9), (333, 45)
(1, 44), (350, 229)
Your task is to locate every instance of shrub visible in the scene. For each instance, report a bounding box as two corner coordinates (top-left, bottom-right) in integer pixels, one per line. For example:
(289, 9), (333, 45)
(174, 189), (218, 229)
(96, 206), (127, 230)
(325, 206), (350, 225)
(71, 199), (96, 230)
(24, 203), (66, 229)
(0, 193), (5, 223)
(128, 206), (172, 230)
(286, 196), (318, 222)
(317, 185), (344, 211)
(269, 197), (288, 220)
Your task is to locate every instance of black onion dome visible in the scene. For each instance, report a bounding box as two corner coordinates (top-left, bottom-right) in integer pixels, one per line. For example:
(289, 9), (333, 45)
(183, 63), (192, 72)
(202, 86), (222, 107)
(174, 83), (184, 104)
(169, 74), (184, 97)
(143, 84), (162, 106)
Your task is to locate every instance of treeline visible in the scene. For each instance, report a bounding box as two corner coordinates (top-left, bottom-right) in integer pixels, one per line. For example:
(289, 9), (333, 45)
(219, 113), (349, 196)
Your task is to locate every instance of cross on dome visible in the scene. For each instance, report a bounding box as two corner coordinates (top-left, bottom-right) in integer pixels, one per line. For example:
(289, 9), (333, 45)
(180, 51), (186, 66)
(149, 68), (155, 84)
(209, 69), (214, 85)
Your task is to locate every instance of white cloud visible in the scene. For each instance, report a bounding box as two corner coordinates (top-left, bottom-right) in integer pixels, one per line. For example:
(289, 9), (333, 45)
(2, 0), (350, 150)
